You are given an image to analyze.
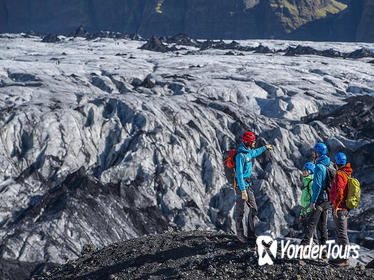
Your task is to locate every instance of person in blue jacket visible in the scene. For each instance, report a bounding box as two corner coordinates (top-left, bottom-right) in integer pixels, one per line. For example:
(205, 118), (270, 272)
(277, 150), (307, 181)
(235, 131), (273, 245)
(301, 142), (331, 251)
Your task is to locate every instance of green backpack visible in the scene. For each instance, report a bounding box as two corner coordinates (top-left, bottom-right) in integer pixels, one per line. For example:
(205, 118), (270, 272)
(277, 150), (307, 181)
(340, 171), (361, 209)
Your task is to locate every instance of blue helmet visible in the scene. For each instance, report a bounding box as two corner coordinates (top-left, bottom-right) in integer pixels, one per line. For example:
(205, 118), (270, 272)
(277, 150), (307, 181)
(313, 142), (327, 155)
(335, 152), (347, 165)
(303, 162), (315, 174)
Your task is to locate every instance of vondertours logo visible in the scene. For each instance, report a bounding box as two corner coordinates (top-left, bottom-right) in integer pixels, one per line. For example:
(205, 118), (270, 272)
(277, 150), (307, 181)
(256, 235), (360, 266)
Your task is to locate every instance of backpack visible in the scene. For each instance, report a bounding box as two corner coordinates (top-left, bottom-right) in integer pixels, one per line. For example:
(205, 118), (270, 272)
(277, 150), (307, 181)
(223, 149), (247, 189)
(319, 163), (335, 199)
(339, 171), (361, 209)
(306, 179), (313, 197)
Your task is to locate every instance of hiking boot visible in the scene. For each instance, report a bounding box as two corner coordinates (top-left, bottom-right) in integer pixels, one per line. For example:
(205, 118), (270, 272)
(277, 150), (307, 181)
(247, 238), (257, 248)
(335, 259), (349, 267)
(321, 248), (328, 259)
(329, 258), (349, 266)
(237, 234), (246, 243)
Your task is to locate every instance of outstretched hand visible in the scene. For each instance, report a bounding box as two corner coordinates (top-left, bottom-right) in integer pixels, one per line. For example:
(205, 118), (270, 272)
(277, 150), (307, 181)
(266, 144), (273, 150)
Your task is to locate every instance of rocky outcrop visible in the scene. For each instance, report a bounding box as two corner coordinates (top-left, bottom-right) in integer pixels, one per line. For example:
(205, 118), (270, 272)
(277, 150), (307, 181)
(140, 35), (178, 52)
(267, 0), (347, 34)
(33, 231), (374, 280)
(41, 34), (60, 43)
(288, 0), (374, 42)
(0, 0), (349, 40)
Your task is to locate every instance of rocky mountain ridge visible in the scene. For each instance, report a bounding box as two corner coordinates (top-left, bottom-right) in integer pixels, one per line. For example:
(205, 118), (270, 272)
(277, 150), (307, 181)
(1, 0), (373, 42)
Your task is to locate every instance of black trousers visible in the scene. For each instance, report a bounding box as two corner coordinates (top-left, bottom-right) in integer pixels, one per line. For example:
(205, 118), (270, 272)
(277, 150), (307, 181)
(301, 201), (329, 245)
(300, 212), (322, 244)
(234, 186), (258, 240)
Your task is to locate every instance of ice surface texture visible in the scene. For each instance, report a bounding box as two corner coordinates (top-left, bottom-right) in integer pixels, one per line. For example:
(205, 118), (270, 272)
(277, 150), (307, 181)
(0, 35), (373, 265)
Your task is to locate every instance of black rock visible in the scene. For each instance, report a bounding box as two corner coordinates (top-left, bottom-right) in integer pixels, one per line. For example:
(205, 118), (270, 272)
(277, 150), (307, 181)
(367, 258), (374, 269)
(166, 33), (201, 47)
(42, 34), (60, 43)
(85, 30), (130, 40)
(199, 40), (251, 52)
(139, 35), (170, 52)
(320, 48), (343, 58)
(74, 25), (88, 37)
(200, 40), (215, 50)
(254, 44), (274, 54)
(345, 48), (374, 59)
(8, 73), (39, 82)
(139, 75), (156, 89)
(284, 45), (319, 56)
(81, 243), (97, 256)
(304, 95), (374, 139)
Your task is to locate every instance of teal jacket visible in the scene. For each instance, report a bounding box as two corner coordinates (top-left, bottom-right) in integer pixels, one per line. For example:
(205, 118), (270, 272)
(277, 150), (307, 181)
(235, 143), (267, 191)
(300, 175), (313, 217)
(311, 155), (331, 203)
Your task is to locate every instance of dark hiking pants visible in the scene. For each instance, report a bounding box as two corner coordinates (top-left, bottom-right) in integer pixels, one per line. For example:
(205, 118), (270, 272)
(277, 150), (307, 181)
(301, 201), (329, 245)
(301, 212), (318, 243)
(235, 186), (258, 241)
(333, 210), (349, 259)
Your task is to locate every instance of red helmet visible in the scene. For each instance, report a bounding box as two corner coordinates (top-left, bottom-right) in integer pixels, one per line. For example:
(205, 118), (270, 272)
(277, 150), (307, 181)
(242, 131), (256, 144)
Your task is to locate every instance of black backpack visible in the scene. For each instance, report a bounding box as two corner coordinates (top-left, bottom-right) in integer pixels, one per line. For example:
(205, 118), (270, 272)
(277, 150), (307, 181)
(319, 163), (336, 199)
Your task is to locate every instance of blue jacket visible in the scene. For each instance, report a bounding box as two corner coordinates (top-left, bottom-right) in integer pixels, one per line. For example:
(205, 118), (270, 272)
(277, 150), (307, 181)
(310, 155), (331, 203)
(235, 143), (267, 191)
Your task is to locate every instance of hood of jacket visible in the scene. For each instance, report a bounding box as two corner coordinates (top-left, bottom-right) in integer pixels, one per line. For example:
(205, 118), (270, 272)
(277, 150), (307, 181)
(237, 142), (251, 153)
(316, 154), (331, 167)
(338, 162), (353, 177)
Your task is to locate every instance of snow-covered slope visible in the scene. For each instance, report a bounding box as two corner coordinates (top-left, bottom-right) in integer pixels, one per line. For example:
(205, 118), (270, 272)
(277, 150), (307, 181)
(0, 34), (373, 265)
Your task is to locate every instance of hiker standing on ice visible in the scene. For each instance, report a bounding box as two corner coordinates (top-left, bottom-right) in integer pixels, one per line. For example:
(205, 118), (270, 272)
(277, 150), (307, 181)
(299, 163), (318, 241)
(301, 143), (331, 251)
(329, 152), (357, 267)
(233, 131), (272, 245)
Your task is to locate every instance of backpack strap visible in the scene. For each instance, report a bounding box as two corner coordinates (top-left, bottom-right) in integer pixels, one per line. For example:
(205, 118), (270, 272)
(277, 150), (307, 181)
(235, 152), (248, 165)
(307, 179), (313, 197)
(338, 170), (349, 179)
(317, 163), (329, 189)
(233, 152), (249, 189)
(243, 154), (248, 164)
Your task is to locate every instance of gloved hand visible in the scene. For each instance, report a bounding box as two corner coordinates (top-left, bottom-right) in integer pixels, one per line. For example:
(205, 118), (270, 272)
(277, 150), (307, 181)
(241, 190), (248, 201)
(266, 144), (273, 150)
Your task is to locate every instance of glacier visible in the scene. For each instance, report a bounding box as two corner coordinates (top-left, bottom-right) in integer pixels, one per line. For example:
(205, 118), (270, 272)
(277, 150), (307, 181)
(0, 34), (373, 267)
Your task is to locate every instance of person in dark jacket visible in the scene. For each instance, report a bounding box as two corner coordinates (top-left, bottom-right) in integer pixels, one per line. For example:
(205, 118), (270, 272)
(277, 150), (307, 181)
(330, 152), (351, 267)
(234, 131), (272, 245)
(301, 142), (330, 251)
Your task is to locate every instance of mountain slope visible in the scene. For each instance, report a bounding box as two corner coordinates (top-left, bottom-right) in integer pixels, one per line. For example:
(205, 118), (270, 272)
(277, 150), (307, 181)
(356, 0), (374, 42)
(0, 0), (349, 40)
